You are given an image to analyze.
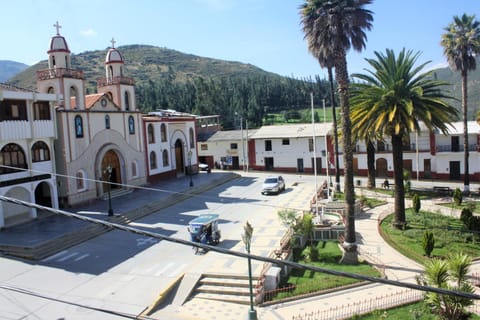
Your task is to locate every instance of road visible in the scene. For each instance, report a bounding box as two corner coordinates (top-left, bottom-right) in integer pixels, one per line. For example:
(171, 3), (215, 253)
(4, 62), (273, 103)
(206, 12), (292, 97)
(0, 172), (313, 319)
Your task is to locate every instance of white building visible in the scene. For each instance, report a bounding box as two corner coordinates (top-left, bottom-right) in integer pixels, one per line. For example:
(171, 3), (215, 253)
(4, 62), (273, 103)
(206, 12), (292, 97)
(349, 121), (480, 181)
(0, 85), (59, 227)
(197, 129), (255, 170)
(250, 123), (336, 174)
(36, 24), (146, 207)
(143, 110), (198, 183)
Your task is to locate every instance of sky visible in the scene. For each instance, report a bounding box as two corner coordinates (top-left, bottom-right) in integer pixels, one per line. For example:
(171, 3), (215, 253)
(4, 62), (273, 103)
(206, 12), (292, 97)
(1, 0), (478, 79)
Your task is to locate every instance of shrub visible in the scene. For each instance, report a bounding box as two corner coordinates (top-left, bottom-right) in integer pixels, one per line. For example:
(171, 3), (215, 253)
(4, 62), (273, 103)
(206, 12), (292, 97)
(460, 208), (473, 228)
(452, 188), (462, 206)
(467, 216), (480, 232)
(301, 244), (319, 262)
(278, 209), (299, 230)
(412, 193), (421, 214)
(422, 231), (435, 257)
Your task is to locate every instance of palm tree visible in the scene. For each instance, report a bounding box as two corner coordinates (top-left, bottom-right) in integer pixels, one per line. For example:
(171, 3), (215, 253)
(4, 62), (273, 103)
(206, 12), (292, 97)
(441, 14), (480, 194)
(312, 51), (341, 192)
(300, 0), (373, 264)
(420, 253), (474, 320)
(351, 130), (381, 189)
(351, 49), (458, 228)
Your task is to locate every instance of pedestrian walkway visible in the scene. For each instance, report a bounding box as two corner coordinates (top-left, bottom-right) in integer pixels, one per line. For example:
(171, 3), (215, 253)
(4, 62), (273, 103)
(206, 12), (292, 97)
(255, 189), (480, 320)
(157, 185), (480, 320)
(1, 173), (480, 319)
(0, 171), (240, 258)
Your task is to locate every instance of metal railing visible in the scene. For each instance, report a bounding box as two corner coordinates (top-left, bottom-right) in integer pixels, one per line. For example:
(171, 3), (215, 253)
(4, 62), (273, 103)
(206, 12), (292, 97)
(37, 68), (84, 80)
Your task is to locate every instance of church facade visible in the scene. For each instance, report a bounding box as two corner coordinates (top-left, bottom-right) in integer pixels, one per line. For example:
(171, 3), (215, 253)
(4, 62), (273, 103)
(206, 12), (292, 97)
(36, 23), (147, 207)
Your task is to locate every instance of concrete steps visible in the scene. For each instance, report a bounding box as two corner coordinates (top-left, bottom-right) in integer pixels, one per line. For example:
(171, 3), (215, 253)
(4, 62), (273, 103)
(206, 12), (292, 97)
(0, 173), (240, 260)
(101, 188), (133, 200)
(0, 224), (109, 260)
(190, 274), (260, 305)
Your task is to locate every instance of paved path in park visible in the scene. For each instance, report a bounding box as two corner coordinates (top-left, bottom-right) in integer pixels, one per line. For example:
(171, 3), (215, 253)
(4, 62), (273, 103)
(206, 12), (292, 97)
(165, 186), (480, 320)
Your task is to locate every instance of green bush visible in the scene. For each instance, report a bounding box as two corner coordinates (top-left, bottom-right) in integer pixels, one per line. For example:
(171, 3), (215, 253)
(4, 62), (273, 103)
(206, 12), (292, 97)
(412, 193), (421, 214)
(453, 188), (462, 206)
(301, 244), (319, 262)
(422, 231), (435, 257)
(460, 208), (473, 228)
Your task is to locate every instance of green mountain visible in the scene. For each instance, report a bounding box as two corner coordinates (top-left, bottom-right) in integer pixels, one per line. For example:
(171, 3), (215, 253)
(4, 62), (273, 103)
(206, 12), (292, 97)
(430, 57), (480, 120)
(5, 45), (480, 121)
(7, 44), (283, 92)
(0, 60), (29, 82)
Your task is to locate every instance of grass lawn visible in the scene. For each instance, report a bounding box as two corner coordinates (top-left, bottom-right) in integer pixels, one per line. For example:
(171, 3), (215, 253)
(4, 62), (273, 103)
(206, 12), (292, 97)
(334, 192), (387, 208)
(350, 300), (480, 320)
(371, 187), (438, 200)
(437, 201), (480, 214)
(270, 241), (381, 301)
(380, 208), (480, 264)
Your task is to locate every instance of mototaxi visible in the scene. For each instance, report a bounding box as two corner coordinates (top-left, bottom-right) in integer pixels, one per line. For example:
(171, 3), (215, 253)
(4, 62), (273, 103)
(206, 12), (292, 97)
(188, 214), (221, 248)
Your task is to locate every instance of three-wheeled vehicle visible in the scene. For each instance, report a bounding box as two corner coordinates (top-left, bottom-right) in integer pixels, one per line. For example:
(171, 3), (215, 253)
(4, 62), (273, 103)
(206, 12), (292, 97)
(188, 214), (221, 254)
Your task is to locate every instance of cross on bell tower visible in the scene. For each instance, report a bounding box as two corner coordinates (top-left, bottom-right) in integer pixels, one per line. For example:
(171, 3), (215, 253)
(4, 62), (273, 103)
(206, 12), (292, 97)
(53, 21), (62, 35)
(110, 37), (116, 49)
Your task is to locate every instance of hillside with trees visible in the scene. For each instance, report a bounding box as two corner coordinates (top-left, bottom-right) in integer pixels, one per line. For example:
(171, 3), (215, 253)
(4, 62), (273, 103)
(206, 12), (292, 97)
(7, 45), (331, 129)
(6, 45), (480, 128)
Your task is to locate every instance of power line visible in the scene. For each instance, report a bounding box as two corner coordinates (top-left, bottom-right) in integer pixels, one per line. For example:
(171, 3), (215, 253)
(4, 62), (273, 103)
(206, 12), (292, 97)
(0, 284), (156, 319)
(1, 195), (479, 302)
(0, 165), (305, 213)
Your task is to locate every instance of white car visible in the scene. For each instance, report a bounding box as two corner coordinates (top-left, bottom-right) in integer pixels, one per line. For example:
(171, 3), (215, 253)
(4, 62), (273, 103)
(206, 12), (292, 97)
(261, 176), (285, 195)
(199, 163), (210, 172)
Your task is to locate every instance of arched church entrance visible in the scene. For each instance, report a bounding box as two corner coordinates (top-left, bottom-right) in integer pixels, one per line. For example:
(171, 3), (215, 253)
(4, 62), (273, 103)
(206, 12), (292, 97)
(174, 139), (185, 175)
(101, 150), (122, 192)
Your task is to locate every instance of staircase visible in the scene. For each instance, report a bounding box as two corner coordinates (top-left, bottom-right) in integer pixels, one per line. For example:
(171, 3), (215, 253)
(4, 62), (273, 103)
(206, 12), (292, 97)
(101, 188), (133, 200)
(0, 224), (109, 260)
(190, 273), (260, 305)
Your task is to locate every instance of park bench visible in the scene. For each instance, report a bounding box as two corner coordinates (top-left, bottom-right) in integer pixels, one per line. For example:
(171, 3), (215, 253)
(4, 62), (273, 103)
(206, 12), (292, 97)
(433, 186), (451, 194)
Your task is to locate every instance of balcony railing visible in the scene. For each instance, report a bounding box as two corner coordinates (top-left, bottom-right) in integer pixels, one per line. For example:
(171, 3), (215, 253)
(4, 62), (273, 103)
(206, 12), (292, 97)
(97, 76), (135, 87)
(436, 144), (478, 152)
(37, 68), (84, 80)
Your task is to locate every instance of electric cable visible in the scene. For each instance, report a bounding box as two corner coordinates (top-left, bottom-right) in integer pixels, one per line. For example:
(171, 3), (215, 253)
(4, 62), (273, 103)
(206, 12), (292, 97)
(1, 195), (479, 301)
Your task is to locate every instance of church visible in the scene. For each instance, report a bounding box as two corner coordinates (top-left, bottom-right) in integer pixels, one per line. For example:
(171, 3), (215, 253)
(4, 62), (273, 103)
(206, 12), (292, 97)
(35, 23), (148, 207)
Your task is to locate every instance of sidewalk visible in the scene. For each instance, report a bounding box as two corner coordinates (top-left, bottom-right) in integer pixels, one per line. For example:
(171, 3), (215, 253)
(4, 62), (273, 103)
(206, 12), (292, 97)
(1, 174), (479, 319)
(161, 186), (480, 320)
(0, 171), (239, 255)
(257, 189), (480, 320)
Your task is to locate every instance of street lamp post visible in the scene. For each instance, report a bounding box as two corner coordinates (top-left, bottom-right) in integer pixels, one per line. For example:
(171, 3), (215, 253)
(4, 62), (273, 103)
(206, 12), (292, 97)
(242, 221), (257, 320)
(236, 112), (246, 171)
(104, 165), (114, 216)
(188, 150), (193, 187)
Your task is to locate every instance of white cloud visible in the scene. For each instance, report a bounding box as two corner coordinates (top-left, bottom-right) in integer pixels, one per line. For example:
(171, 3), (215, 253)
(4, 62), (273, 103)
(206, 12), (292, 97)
(80, 28), (97, 37)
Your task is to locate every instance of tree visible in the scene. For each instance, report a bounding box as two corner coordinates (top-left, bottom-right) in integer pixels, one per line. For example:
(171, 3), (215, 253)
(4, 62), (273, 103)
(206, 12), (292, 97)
(299, 0), (374, 264)
(453, 187), (463, 206)
(351, 49), (458, 229)
(420, 253), (474, 320)
(422, 231), (435, 257)
(412, 193), (421, 214)
(441, 14), (480, 194)
(352, 129), (381, 189)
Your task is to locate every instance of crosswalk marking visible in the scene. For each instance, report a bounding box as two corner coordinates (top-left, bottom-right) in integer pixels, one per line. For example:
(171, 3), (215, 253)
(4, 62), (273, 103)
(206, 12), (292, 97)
(42, 250), (69, 262)
(58, 252), (79, 262)
(74, 253), (90, 261)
